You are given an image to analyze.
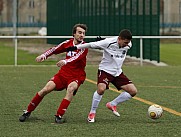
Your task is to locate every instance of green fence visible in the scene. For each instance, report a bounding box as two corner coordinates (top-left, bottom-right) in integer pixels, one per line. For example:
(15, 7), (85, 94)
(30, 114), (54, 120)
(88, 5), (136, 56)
(47, 0), (160, 62)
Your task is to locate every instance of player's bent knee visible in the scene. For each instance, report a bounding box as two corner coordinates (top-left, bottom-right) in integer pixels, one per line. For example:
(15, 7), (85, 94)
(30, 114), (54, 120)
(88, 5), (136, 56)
(38, 90), (48, 97)
(39, 85), (55, 96)
(67, 85), (76, 93)
(97, 88), (105, 95)
(97, 84), (106, 95)
(130, 88), (137, 97)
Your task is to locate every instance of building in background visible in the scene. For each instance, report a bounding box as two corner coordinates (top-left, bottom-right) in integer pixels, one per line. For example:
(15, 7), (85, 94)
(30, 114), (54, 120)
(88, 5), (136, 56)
(18, 0), (46, 23)
(160, 0), (181, 34)
(0, 0), (181, 35)
(0, 0), (46, 25)
(0, 0), (46, 35)
(163, 0), (181, 23)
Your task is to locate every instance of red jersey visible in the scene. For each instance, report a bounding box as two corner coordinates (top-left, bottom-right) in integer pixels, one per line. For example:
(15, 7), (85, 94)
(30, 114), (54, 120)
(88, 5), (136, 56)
(43, 38), (88, 78)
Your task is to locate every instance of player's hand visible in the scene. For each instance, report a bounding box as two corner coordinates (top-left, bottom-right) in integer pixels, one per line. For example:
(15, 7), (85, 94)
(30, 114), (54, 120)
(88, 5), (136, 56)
(36, 54), (46, 62)
(95, 36), (105, 41)
(66, 46), (77, 52)
(56, 60), (66, 67)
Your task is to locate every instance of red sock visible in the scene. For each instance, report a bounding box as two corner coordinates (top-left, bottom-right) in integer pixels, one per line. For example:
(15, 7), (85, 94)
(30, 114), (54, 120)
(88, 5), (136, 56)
(56, 99), (70, 116)
(27, 93), (43, 112)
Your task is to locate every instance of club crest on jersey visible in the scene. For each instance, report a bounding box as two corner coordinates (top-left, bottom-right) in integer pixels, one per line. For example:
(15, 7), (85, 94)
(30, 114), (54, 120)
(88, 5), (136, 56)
(122, 50), (126, 54)
(113, 50), (127, 58)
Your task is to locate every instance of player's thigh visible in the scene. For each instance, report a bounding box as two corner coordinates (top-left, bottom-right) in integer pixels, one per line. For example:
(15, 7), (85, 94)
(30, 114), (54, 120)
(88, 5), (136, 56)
(121, 83), (137, 96)
(67, 81), (78, 93)
(39, 81), (56, 96)
(97, 70), (114, 90)
(112, 72), (132, 90)
(51, 75), (67, 91)
(67, 78), (84, 96)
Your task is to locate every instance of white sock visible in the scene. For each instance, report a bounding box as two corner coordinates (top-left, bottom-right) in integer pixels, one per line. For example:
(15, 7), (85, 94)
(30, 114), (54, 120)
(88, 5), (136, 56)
(110, 91), (132, 106)
(90, 91), (103, 113)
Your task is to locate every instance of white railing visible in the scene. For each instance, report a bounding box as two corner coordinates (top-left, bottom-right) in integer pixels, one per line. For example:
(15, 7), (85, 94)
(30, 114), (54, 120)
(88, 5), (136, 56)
(0, 35), (181, 66)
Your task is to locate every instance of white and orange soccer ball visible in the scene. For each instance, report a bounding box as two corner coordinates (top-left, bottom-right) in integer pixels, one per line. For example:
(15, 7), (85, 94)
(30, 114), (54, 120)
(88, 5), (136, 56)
(148, 104), (163, 119)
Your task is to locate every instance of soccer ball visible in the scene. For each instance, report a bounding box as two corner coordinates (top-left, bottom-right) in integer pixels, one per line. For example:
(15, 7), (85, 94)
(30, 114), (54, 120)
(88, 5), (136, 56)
(148, 104), (163, 119)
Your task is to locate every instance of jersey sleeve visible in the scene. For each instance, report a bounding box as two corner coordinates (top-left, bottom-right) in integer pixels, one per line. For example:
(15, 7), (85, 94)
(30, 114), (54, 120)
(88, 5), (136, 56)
(43, 40), (69, 58)
(76, 39), (108, 50)
(89, 38), (109, 49)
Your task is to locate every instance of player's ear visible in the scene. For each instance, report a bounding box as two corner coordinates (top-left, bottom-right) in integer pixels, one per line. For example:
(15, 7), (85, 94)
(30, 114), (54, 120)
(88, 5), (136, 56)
(118, 36), (122, 42)
(118, 36), (123, 40)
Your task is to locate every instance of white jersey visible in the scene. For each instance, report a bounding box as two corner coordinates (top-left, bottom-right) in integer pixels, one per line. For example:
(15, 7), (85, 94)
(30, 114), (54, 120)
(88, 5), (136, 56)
(76, 36), (132, 77)
(89, 36), (132, 76)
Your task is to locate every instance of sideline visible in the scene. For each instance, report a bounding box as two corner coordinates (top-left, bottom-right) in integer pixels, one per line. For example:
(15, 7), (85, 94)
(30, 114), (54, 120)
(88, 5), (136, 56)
(85, 78), (181, 117)
(137, 85), (181, 89)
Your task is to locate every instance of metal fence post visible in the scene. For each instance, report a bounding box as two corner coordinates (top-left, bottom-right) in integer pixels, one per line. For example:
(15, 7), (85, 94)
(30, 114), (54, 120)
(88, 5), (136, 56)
(13, 0), (17, 66)
(140, 37), (143, 66)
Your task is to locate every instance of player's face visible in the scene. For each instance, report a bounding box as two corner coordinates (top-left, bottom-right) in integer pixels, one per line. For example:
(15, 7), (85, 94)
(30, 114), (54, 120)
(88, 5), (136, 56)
(118, 37), (130, 48)
(74, 27), (86, 44)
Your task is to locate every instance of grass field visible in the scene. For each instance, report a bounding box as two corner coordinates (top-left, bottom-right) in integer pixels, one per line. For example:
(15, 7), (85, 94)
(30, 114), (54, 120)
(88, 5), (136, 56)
(160, 43), (181, 66)
(0, 40), (181, 136)
(0, 43), (56, 65)
(0, 65), (181, 137)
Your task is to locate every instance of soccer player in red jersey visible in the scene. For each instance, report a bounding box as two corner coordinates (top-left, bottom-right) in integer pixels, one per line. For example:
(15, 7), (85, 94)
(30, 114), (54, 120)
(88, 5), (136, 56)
(19, 24), (88, 123)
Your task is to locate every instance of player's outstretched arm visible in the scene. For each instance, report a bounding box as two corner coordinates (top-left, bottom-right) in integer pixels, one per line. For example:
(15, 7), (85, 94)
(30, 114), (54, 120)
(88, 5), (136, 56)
(35, 54), (46, 62)
(66, 43), (92, 52)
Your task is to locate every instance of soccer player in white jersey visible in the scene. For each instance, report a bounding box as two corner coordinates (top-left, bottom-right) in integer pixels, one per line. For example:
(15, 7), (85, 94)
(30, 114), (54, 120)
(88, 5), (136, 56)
(66, 29), (137, 123)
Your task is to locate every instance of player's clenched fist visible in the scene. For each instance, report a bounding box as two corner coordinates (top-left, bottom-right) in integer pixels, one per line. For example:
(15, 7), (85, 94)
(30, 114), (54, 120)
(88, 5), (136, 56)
(36, 54), (46, 62)
(56, 60), (67, 67)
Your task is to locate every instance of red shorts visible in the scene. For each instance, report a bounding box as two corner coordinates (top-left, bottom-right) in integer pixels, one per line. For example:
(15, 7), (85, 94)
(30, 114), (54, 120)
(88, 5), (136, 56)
(50, 72), (85, 95)
(97, 70), (132, 90)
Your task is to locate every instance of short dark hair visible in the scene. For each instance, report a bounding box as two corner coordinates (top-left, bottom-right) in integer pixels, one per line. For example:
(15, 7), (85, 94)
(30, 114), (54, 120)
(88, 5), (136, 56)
(119, 29), (132, 40)
(72, 23), (88, 35)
